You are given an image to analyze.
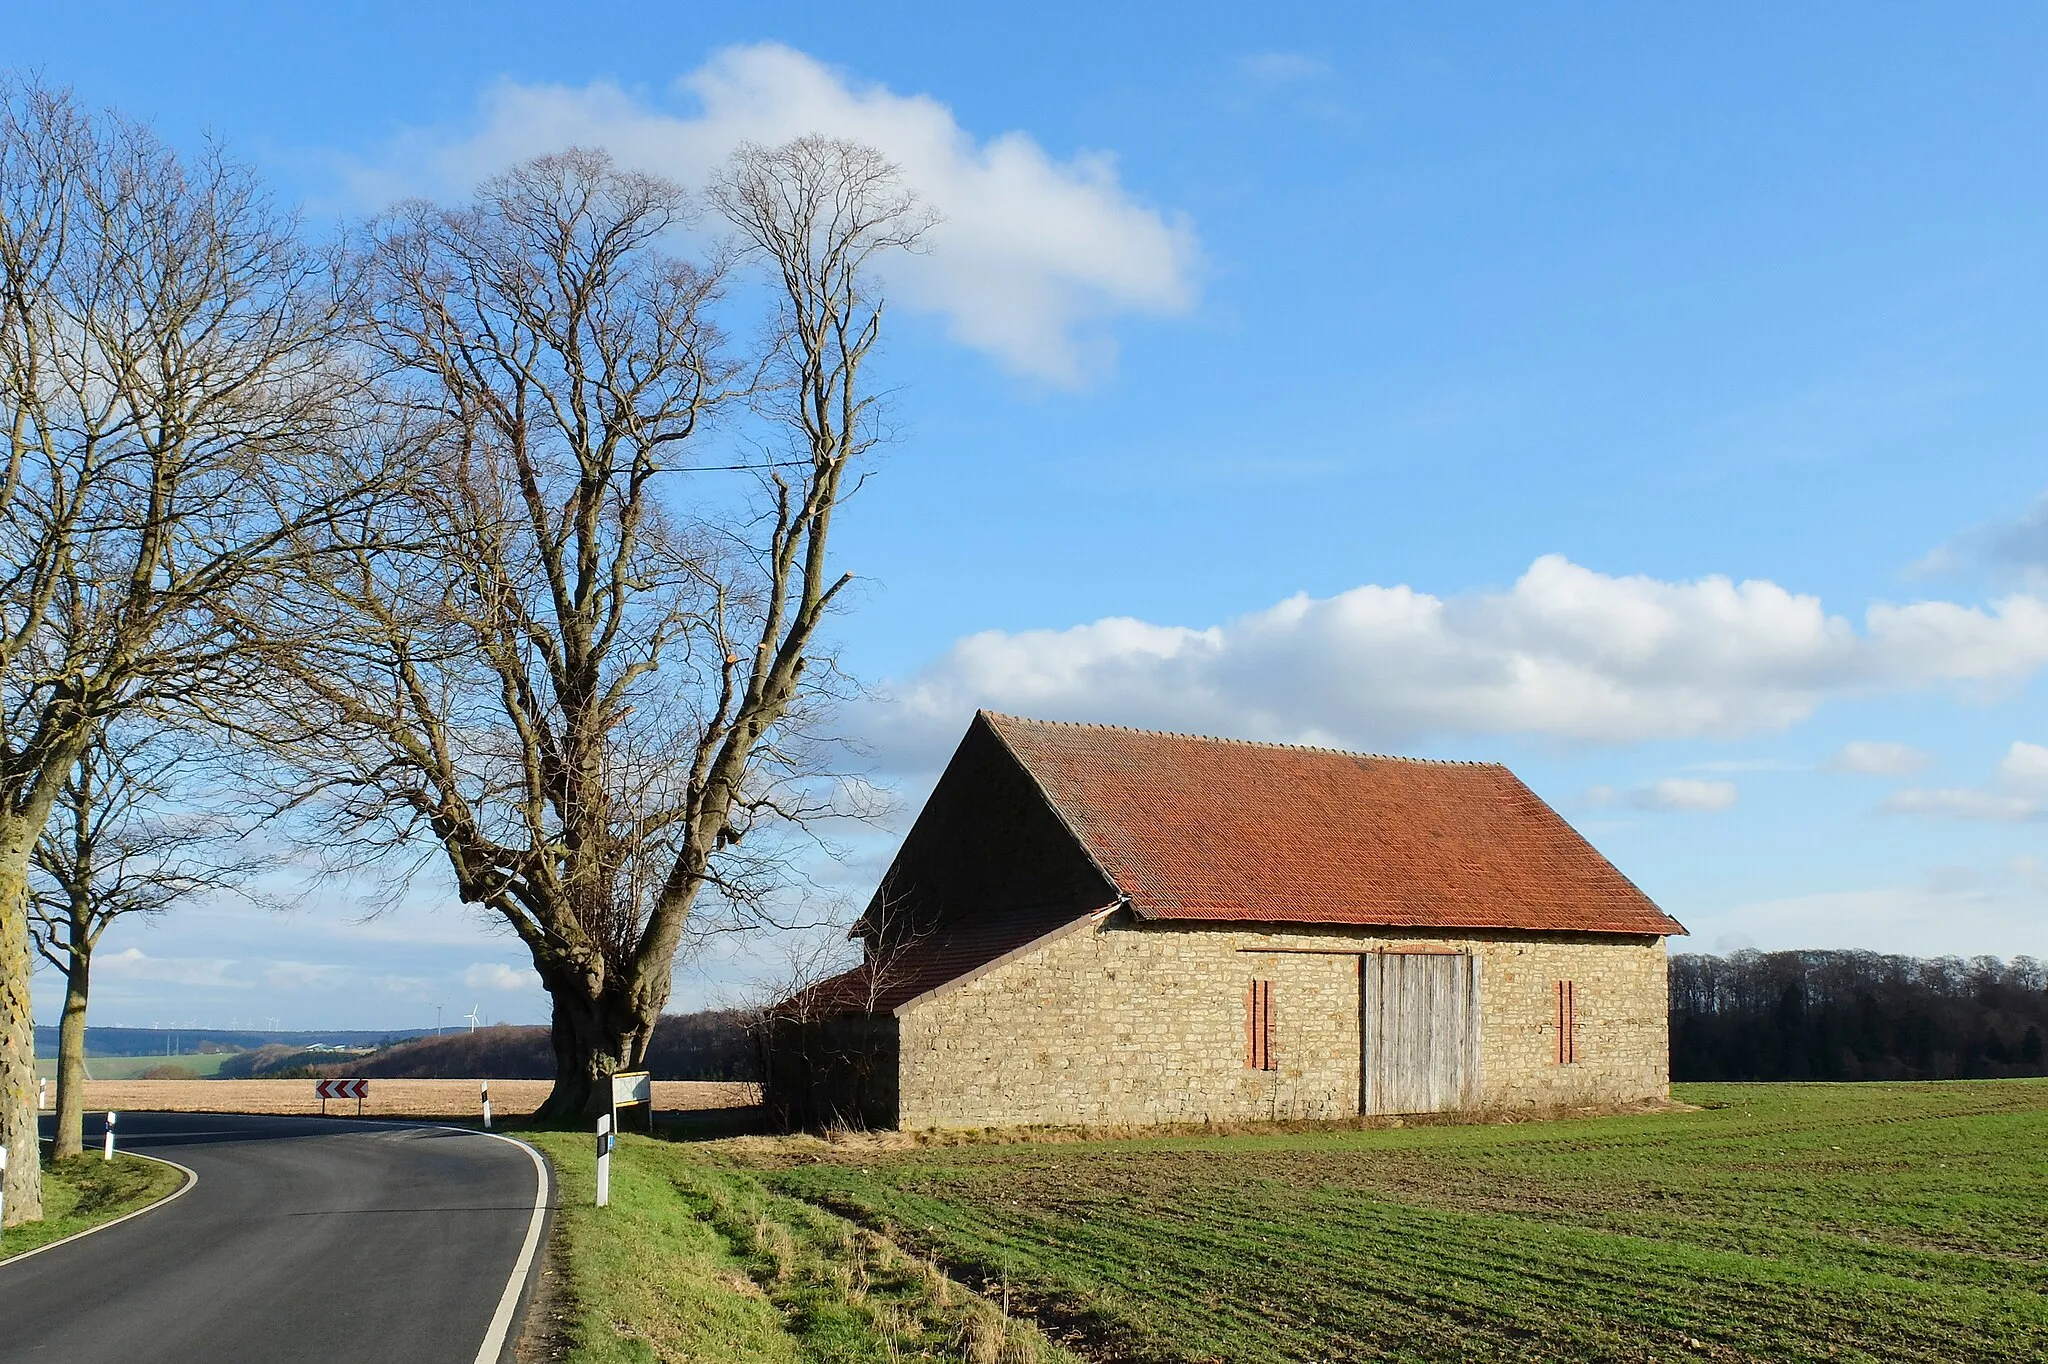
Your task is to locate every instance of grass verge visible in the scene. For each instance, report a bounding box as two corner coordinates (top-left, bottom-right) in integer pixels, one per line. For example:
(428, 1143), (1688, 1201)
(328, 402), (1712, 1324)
(0, 1153), (186, 1262)
(525, 1129), (1080, 1363)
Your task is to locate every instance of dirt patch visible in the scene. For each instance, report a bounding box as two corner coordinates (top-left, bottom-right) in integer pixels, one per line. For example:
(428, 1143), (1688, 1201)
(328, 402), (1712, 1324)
(75, 1077), (760, 1120)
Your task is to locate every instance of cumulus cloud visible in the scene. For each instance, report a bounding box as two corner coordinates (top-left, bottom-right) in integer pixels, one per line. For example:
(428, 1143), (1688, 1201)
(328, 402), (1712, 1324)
(464, 962), (533, 993)
(869, 555), (2048, 766)
(344, 43), (1198, 384)
(1824, 740), (1934, 776)
(1882, 741), (2048, 822)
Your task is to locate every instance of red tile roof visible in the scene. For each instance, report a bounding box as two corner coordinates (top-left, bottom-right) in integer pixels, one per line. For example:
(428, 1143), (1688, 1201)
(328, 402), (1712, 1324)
(982, 712), (1684, 938)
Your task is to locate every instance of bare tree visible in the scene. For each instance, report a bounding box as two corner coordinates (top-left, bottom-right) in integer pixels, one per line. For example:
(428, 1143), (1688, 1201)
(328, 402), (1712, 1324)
(754, 896), (935, 1130)
(0, 81), (386, 1223)
(261, 139), (928, 1122)
(31, 721), (274, 1157)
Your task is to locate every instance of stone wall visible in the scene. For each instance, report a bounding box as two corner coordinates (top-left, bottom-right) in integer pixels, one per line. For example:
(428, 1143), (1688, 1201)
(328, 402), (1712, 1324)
(894, 915), (1668, 1129)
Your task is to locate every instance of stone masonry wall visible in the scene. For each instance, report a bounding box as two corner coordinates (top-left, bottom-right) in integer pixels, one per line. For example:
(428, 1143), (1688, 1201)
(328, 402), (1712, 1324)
(894, 917), (1668, 1129)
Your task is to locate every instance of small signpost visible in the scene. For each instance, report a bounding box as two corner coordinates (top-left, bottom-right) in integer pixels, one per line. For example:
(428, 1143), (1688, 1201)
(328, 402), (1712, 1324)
(592, 1071), (649, 1211)
(315, 1078), (369, 1117)
(103, 1111), (117, 1162)
(611, 1069), (653, 1136)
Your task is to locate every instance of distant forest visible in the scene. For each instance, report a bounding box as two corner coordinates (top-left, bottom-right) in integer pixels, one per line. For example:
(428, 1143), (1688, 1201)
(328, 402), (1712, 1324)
(321, 1010), (756, 1082)
(1671, 950), (2048, 1081)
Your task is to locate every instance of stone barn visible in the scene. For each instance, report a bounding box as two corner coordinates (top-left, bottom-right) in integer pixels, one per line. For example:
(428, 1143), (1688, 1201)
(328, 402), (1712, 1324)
(765, 712), (1685, 1130)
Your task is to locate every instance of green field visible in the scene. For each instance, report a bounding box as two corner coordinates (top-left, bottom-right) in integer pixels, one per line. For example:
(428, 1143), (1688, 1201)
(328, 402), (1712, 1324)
(749, 1081), (2048, 1363)
(33, 1052), (235, 1080)
(0, 1154), (186, 1261)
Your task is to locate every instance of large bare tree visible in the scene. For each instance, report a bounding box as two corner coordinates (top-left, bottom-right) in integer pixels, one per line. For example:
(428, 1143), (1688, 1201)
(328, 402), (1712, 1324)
(266, 139), (926, 1121)
(31, 721), (272, 1158)
(0, 82), (383, 1223)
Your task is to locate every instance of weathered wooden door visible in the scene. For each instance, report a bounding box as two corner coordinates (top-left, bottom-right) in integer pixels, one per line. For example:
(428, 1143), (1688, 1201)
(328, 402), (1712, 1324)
(1361, 952), (1481, 1114)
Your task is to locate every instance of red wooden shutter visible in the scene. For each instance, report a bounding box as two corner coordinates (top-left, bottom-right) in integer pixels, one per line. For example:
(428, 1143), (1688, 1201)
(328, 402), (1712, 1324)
(1246, 980), (1276, 1070)
(1556, 980), (1578, 1064)
(1246, 982), (1258, 1068)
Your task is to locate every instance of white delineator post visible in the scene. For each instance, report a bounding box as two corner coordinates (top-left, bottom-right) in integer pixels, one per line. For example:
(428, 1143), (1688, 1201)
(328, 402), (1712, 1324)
(595, 1114), (612, 1209)
(481, 1080), (492, 1131)
(1, 1142), (9, 1231)
(38, 1077), (47, 1110)
(103, 1111), (117, 1162)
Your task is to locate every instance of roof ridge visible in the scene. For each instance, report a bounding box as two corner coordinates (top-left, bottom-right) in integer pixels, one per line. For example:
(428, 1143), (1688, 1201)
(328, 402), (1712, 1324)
(978, 710), (1499, 767)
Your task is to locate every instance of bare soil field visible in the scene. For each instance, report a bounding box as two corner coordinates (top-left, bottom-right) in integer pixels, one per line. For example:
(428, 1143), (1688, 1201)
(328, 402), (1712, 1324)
(70, 1078), (760, 1120)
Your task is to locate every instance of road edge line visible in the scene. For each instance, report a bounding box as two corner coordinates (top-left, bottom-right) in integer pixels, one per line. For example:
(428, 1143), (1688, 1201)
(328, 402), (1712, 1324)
(455, 1127), (552, 1364)
(0, 1150), (199, 1269)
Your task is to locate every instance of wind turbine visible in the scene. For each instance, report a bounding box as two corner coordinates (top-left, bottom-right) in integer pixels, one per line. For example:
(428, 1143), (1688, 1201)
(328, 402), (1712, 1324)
(463, 1006), (481, 1033)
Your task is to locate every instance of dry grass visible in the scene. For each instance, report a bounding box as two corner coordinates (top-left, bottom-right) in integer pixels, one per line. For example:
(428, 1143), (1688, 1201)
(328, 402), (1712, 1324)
(68, 1078), (760, 1120)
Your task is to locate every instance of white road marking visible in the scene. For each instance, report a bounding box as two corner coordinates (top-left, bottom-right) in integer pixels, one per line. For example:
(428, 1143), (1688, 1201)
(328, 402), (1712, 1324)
(0, 1151), (198, 1269)
(459, 1129), (550, 1364)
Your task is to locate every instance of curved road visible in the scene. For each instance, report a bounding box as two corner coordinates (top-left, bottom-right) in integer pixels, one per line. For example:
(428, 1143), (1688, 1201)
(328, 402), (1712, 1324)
(1, 1112), (549, 1363)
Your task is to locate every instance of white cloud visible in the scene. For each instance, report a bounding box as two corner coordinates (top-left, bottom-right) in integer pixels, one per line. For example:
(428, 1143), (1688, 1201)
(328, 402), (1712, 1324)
(1628, 778), (1738, 812)
(1915, 490), (2048, 586)
(261, 961), (352, 992)
(344, 43), (1199, 384)
(1586, 778), (1738, 812)
(1996, 740), (2048, 789)
(1823, 740), (1934, 776)
(870, 555), (2048, 766)
(1882, 740), (2048, 822)
(1688, 878), (2047, 957)
(1882, 788), (2041, 821)
(93, 948), (246, 989)
(1240, 52), (1329, 85)
(463, 962), (533, 993)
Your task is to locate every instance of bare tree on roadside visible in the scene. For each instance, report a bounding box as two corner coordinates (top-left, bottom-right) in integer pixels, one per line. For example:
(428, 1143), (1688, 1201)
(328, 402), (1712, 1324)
(259, 139), (930, 1122)
(0, 81), (391, 1223)
(31, 721), (276, 1158)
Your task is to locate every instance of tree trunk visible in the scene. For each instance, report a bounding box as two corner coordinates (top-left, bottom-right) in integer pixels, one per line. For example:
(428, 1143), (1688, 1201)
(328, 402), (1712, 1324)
(0, 845), (43, 1226)
(51, 952), (88, 1160)
(531, 989), (642, 1127)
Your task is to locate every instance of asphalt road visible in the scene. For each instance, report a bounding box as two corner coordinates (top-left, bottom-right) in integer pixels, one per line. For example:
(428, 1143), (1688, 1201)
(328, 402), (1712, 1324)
(1, 1112), (548, 1363)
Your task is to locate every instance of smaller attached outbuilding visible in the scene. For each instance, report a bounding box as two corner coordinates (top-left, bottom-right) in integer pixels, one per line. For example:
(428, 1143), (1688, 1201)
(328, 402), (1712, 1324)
(767, 712), (1686, 1130)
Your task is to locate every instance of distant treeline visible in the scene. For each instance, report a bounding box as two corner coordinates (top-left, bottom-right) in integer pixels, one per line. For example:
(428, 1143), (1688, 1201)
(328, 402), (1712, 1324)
(1672, 951), (2048, 1082)
(32, 1025), (428, 1057)
(308, 1010), (757, 1082)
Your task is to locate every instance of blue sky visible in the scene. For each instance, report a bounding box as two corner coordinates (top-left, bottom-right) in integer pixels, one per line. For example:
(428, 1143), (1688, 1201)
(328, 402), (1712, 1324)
(21, 3), (2048, 1030)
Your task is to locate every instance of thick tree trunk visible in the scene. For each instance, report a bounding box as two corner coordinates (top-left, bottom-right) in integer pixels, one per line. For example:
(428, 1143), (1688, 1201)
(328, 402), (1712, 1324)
(51, 953), (88, 1160)
(531, 988), (643, 1127)
(0, 846), (43, 1226)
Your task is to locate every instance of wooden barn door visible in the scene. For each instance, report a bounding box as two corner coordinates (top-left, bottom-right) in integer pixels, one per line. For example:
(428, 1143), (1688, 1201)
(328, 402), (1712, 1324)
(1361, 952), (1481, 1114)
